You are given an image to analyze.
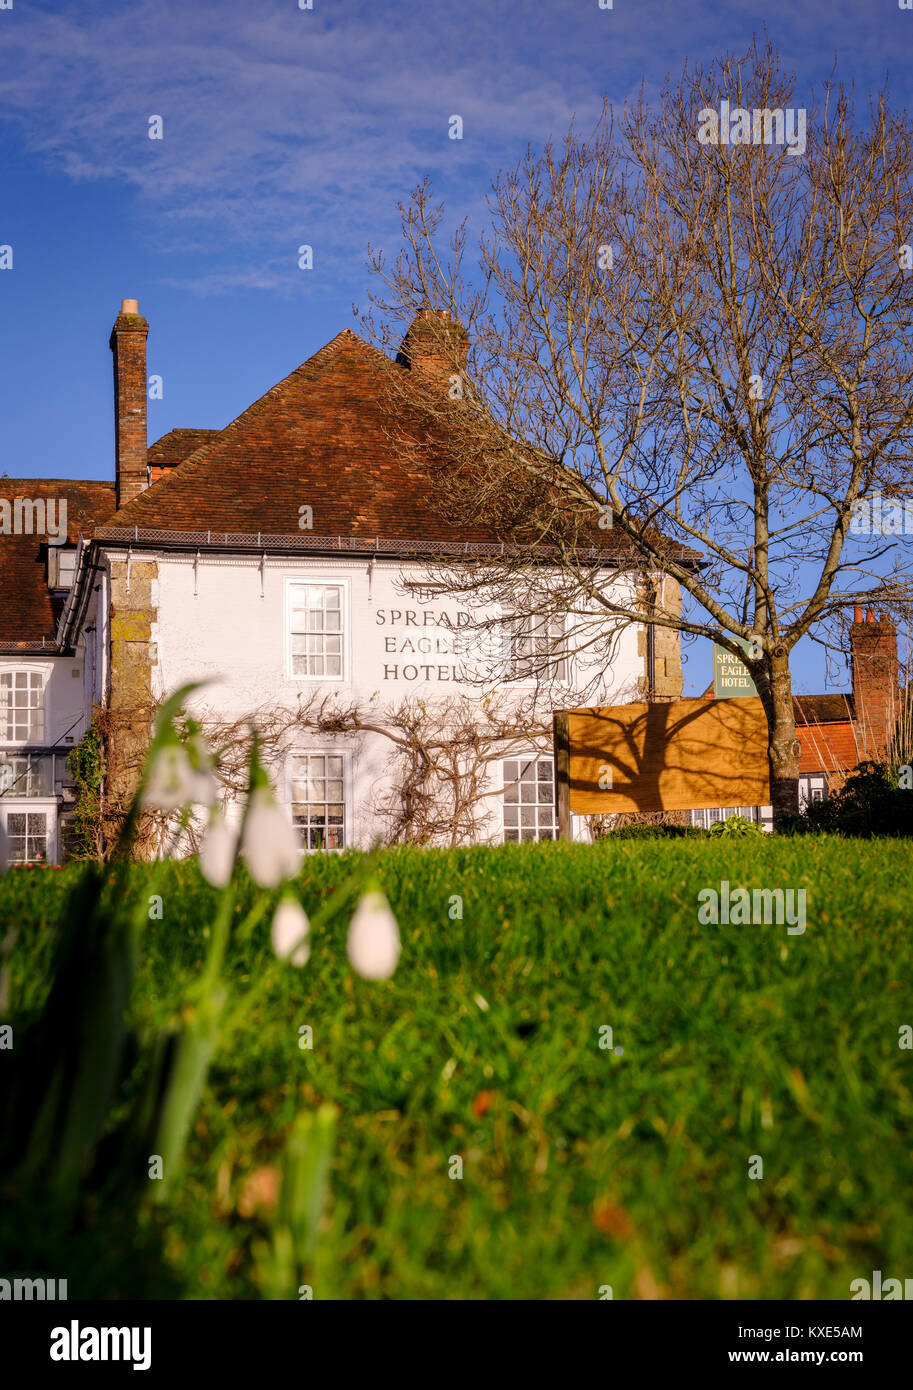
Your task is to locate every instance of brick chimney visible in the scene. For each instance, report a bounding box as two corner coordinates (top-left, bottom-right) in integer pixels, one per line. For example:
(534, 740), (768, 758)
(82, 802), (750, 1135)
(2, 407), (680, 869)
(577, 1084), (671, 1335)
(110, 299), (149, 509)
(397, 307), (468, 392)
(850, 609), (899, 758)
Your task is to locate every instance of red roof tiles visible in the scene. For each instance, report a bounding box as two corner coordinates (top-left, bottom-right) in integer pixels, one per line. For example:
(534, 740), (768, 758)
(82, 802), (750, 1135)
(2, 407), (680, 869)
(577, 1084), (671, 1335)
(103, 330), (633, 552)
(0, 480), (116, 645)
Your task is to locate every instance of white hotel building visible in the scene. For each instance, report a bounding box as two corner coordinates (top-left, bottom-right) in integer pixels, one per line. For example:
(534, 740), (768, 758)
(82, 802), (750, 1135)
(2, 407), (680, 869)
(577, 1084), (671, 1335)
(0, 302), (683, 863)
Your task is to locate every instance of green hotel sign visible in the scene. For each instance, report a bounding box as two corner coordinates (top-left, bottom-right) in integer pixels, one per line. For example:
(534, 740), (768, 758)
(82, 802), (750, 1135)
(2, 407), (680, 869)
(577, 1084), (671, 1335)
(713, 637), (759, 698)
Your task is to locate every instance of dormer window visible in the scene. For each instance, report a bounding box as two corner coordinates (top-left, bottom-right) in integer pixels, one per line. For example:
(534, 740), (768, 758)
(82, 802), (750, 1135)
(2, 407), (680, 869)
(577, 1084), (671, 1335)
(0, 671), (45, 744)
(48, 547), (77, 590)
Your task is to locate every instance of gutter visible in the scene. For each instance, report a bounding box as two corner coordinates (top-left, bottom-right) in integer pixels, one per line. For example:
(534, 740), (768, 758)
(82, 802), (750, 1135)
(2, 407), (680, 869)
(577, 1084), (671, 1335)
(91, 525), (637, 564)
(56, 535), (107, 654)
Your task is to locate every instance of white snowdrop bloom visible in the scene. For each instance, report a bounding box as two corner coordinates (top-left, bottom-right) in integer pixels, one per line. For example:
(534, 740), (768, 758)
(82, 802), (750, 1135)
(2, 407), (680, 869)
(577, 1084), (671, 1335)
(0, 821), (8, 875)
(347, 889), (400, 981)
(141, 745), (198, 811)
(199, 810), (237, 888)
(186, 734), (219, 808)
(241, 787), (301, 888)
(188, 767), (219, 809)
(271, 896), (310, 968)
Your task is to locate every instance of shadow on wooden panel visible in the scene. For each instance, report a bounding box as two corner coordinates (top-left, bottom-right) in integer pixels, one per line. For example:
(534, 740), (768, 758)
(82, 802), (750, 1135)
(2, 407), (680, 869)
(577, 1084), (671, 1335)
(564, 697), (770, 814)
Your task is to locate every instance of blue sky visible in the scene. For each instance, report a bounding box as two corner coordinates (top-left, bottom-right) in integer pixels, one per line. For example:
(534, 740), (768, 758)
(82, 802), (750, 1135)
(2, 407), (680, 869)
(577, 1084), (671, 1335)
(1, 0), (911, 694)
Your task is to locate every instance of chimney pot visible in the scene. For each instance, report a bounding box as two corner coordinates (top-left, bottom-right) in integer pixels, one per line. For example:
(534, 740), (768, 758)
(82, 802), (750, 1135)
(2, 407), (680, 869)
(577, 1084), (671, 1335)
(121, 298), (139, 315)
(865, 608), (875, 623)
(398, 306), (468, 387)
(853, 605), (863, 623)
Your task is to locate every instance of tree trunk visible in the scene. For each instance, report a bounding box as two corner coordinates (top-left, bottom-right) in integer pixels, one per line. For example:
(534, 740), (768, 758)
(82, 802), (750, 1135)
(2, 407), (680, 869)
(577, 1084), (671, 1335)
(760, 647), (801, 827)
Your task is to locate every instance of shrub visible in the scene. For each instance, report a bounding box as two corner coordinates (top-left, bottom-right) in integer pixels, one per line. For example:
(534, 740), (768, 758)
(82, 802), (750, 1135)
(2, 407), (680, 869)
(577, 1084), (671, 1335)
(608, 822), (707, 839)
(788, 761), (911, 838)
(707, 813), (766, 838)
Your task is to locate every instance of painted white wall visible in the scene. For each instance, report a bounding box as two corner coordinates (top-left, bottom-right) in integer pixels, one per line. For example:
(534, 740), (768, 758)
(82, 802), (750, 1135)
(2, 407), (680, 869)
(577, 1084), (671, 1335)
(107, 550), (645, 848)
(0, 654), (89, 749)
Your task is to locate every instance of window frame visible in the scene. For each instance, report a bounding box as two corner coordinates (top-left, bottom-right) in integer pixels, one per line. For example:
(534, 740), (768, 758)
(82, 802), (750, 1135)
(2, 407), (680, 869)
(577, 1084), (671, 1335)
(504, 602), (570, 687)
(0, 752), (54, 797)
(691, 805), (762, 829)
(287, 748), (351, 852)
(0, 667), (47, 747)
(501, 753), (558, 844)
(0, 801), (56, 864)
(48, 547), (78, 591)
(285, 577), (350, 683)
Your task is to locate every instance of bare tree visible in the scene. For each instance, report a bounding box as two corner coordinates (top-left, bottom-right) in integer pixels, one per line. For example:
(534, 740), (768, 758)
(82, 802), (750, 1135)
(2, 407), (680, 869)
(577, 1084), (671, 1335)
(361, 37), (913, 824)
(174, 691), (554, 852)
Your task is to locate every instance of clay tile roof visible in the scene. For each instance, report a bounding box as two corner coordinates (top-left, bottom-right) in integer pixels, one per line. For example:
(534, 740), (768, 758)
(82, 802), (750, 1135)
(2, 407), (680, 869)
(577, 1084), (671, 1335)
(102, 330), (635, 555)
(147, 428), (221, 469)
(795, 693), (856, 724)
(0, 479), (116, 645)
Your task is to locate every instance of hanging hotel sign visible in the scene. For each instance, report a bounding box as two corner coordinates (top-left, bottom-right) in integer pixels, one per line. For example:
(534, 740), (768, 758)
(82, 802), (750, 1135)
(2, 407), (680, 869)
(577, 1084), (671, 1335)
(713, 637), (759, 698)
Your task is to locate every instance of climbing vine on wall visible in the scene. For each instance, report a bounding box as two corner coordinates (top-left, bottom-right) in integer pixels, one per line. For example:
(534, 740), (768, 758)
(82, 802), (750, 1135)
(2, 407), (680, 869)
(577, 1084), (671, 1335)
(66, 712), (106, 859)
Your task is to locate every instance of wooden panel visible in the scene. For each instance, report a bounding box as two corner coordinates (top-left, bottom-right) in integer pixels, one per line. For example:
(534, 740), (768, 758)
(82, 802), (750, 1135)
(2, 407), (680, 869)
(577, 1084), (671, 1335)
(564, 697), (770, 814)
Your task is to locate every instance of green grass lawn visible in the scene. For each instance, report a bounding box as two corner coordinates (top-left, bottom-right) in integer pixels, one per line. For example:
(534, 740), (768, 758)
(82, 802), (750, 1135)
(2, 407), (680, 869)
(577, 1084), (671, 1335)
(2, 837), (912, 1299)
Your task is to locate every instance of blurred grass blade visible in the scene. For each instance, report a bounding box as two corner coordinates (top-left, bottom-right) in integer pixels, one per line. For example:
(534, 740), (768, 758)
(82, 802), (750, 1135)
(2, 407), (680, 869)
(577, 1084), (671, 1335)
(279, 1104), (337, 1261)
(152, 987), (226, 1201)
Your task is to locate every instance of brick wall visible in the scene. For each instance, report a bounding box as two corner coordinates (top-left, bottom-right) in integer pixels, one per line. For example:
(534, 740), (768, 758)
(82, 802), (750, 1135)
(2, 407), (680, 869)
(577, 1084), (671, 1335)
(851, 610), (899, 759)
(110, 304), (149, 510)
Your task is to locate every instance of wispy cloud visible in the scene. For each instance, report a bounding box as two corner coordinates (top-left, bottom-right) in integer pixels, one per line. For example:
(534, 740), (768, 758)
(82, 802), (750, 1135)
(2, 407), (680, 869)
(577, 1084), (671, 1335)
(0, 1), (897, 294)
(0, 0), (606, 292)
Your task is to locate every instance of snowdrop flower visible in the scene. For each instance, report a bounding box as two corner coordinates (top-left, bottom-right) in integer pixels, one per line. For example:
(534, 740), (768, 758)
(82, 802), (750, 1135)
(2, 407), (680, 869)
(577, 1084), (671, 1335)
(347, 888), (400, 980)
(199, 809), (237, 888)
(141, 745), (194, 810)
(241, 786), (301, 888)
(142, 744), (216, 811)
(271, 896), (310, 967)
(0, 821), (8, 876)
(185, 732), (219, 808)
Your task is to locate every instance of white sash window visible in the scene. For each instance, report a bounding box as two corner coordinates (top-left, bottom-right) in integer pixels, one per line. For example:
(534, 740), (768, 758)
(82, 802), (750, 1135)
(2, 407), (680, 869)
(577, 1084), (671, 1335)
(0, 671), (45, 744)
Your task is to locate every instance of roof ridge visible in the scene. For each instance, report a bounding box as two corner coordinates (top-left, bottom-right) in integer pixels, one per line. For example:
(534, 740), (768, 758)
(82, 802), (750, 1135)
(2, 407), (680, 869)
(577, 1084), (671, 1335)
(108, 329), (391, 525)
(0, 477), (115, 488)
